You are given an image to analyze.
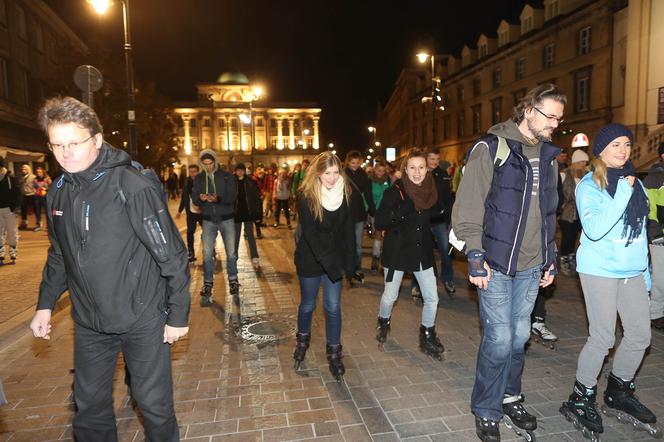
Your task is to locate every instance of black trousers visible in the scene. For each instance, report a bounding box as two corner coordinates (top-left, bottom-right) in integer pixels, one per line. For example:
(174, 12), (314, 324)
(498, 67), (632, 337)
(559, 219), (581, 257)
(185, 211), (202, 257)
(73, 313), (178, 442)
(274, 199), (291, 225)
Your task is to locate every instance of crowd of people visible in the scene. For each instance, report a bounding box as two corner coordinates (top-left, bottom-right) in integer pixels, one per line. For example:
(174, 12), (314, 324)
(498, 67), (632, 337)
(0, 85), (658, 441)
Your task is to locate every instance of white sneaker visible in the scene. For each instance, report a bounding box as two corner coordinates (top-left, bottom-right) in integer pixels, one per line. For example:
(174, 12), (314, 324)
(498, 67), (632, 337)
(252, 257), (260, 268)
(532, 321), (558, 341)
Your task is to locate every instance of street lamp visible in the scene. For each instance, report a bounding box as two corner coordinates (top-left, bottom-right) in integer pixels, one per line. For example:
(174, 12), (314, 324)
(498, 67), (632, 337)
(248, 86), (264, 169)
(417, 52), (440, 150)
(89, 0), (137, 160)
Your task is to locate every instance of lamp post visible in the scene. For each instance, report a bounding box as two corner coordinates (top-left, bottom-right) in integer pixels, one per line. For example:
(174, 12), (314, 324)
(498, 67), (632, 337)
(417, 52), (439, 150)
(246, 86), (263, 170)
(89, 0), (137, 160)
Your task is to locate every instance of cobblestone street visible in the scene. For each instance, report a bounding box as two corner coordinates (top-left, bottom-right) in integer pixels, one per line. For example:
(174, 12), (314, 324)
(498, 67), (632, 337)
(0, 202), (663, 441)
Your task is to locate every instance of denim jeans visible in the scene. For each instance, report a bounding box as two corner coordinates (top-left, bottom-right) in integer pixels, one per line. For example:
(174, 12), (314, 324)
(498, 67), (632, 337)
(380, 266), (439, 327)
(471, 266), (540, 420)
(297, 275), (343, 345)
(354, 221), (364, 271)
(235, 221), (258, 259)
(202, 218), (238, 285)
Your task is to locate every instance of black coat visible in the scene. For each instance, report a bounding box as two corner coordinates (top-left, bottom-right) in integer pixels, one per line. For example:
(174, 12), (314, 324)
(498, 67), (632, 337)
(178, 176), (199, 215)
(294, 195), (355, 281)
(234, 176), (262, 222)
(375, 179), (442, 280)
(430, 167), (453, 225)
(345, 167), (375, 221)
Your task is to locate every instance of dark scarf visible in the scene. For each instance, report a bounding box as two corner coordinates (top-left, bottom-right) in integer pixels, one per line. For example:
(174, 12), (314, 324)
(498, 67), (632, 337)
(605, 161), (649, 246)
(402, 172), (437, 211)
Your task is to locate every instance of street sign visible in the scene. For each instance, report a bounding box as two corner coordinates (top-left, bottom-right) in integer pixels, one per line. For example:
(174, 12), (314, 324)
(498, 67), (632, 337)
(73, 65), (103, 109)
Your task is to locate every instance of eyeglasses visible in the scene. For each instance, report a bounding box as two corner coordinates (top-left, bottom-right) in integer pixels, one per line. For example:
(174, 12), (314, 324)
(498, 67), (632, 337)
(47, 134), (96, 152)
(533, 107), (564, 124)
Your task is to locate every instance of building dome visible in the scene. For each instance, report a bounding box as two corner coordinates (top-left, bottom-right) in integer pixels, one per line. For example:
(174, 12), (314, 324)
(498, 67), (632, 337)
(217, 72), (250, 85)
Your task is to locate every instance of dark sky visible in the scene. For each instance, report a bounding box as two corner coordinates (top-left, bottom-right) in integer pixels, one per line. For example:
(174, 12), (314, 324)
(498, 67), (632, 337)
(46, 0), (533, 151)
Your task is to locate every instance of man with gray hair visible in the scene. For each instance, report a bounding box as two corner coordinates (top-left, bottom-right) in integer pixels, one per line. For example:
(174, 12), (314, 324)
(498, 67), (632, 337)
(30, 96), (190, 441)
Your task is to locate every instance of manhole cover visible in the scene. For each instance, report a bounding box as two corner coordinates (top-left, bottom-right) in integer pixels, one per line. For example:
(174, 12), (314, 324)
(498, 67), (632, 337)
(240, 319), (295, 343)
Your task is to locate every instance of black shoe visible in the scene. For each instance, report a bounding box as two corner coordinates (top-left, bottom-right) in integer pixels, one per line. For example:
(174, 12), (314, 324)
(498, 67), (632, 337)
(199, 285), (213, 307)
(475, 416), (500, 442)
(419, 325), (444, 359)
(326, 344), (345, 382)
(293, 332), (311, 369)
(229, 280), (240, 295)
(502, 394), (537, 431)
(561, 380), (603, 433)
(376, 317), (391, 344)
(604, 372), (656, 424)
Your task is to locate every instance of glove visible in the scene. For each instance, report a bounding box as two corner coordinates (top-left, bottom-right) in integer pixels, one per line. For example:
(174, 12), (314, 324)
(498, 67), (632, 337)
(467, 249), (488, 277)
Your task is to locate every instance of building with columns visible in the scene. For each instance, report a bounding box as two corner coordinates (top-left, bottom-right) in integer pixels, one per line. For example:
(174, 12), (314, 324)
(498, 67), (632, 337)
(172, 72), (322, 170)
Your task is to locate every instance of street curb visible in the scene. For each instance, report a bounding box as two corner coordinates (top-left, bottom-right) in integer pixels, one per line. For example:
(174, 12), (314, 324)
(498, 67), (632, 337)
(0, 293), (71, 350)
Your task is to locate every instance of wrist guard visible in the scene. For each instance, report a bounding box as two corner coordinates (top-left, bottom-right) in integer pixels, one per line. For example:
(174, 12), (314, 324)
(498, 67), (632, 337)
(467, 249), (488, 277)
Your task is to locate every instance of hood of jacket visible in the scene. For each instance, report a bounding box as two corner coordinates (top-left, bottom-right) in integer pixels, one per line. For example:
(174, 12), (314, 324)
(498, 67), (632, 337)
(488, 120), (541, 147)
(198, 149), (219, 174)
(59, 142), (132, 185)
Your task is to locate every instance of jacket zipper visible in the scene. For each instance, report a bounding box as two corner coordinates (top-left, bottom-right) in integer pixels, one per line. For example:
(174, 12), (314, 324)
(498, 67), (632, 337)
(507, 154), (529, 275)
(74, 196), (98, 328)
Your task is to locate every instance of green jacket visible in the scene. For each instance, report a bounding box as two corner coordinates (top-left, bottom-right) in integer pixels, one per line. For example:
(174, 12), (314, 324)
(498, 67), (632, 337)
(292, 169), (306, 194)
(644, 160), (664, 241)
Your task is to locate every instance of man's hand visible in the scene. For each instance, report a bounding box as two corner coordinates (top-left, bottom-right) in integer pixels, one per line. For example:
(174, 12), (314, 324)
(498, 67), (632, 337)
(199, 193), (208, 202)
(469, 262), (492, 290)
(30, 309), (52, 340)
(163, 325), (189, 344)
(540, 264), (555, 287)
(207, 194), (218, 203)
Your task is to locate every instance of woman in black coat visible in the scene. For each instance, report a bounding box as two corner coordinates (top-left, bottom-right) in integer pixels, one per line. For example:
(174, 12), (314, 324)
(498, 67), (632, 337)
(293, 152), (355, 382)
(374, 149), (445, 359)
(234, 163), (262, 268)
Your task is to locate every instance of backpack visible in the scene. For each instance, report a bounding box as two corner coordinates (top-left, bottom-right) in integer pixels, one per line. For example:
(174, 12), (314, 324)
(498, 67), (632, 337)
(115, 160), (168, 206)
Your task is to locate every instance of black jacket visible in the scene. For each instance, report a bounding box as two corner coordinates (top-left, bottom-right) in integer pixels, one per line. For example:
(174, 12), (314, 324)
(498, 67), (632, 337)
(235, 176), (262, 222)
(178, 176), (199, 215)
(345, 167), (375, 221)
(294, 195), (355, 281)
(0, 169), (19, 211)
(375, 179), (442, 281)
(430, 167), (453, 225)
(37, 144), (190, 333)
(192, 150), (237, 222)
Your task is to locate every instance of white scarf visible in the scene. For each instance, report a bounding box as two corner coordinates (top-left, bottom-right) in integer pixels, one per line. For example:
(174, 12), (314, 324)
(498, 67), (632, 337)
(321, 176), (344, 212)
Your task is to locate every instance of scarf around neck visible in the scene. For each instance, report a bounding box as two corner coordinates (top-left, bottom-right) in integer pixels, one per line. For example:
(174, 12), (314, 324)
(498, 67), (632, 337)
(402, 172), (437, 210)
(606, 161), (649, 246)
(321, 176), (345, 211)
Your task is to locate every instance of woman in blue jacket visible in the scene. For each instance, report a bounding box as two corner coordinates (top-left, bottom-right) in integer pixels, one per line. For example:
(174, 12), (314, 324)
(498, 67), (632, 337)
(560, 124), (659, 440)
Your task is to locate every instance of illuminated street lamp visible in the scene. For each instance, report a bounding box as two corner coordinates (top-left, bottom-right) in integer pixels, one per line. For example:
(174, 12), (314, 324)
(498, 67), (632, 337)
(328, 142), (334, 149)
(247, 86), (264, 169)
(417, 51), (440, 150)
(88, 0), (137, 160)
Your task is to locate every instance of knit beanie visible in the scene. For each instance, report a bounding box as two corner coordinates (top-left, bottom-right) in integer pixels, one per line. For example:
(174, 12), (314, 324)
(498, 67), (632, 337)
(571, 149), (589, 164)
(592, 123), (634, 157)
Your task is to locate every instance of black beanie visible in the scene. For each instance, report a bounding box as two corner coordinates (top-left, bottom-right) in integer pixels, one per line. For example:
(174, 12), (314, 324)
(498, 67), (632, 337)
(200, 153), (215, 162)
(234, 163), (246, 171)
(592, 124), (634, 157)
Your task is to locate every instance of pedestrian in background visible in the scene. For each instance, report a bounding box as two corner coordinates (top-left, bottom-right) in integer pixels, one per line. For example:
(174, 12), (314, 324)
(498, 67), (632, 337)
(234, 163), (262, 268)
(272, 168), (292, 229)
(558, 149), (589, 275)
(374, 149), (444, 360)
(30, 96), (190, 441)
(644, 142), (664, 330)
(32, 166), (51, 232)
(292, 151), (354, 382)
(0, 157), (19, 264)
(176, 164), (202, 262)
(368, 160), (391, 272)
(560, 124), (656, 438)
(18, 164), (36, 230)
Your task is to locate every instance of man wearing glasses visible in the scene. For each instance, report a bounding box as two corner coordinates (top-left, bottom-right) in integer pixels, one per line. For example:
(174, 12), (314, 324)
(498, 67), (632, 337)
(452, 84), (566, 441)
(30, 96), (190, 441)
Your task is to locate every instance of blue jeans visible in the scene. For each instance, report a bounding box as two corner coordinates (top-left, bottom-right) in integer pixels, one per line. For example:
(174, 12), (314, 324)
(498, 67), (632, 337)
(471, 266), (540, 420)
(380, 266), (439, 327)
(202, 219), (238, 285)
(235, 221), (258, 259)
(412, 222), (454, 290)
(297, 275), (343, 345)
(354, 221), (364, 271)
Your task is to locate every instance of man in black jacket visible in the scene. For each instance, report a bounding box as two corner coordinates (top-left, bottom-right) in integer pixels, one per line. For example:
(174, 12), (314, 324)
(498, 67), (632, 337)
(30, 96), (190, 442)
(344, 150), (374, 284)
(0, 157), (19, 263)
(192, 149), (239, 303)
(176, 163), (202, 262)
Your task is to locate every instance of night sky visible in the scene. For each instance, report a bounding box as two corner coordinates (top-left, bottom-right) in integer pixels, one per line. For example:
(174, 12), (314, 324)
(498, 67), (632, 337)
(46, 0), (535, 151)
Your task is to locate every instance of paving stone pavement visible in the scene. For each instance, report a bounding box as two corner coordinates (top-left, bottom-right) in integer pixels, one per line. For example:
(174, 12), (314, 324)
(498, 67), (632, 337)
(0, 203), (663, 441)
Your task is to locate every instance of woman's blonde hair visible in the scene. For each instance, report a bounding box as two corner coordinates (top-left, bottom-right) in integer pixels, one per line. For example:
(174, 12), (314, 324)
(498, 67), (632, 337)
(591, 157), (608, 190)
(299, 151), (351, 222)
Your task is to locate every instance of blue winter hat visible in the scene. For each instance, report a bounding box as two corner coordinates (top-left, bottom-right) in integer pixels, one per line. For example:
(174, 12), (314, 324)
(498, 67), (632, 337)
(592, 123), (634, 157)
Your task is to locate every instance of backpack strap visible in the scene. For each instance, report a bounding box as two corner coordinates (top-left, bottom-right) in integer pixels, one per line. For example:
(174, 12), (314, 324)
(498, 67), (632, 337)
(494, 136), (511, 168)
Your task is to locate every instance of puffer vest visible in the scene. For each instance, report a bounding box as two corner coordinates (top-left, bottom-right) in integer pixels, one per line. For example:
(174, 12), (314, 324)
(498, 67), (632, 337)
(479, 134), (560, 276)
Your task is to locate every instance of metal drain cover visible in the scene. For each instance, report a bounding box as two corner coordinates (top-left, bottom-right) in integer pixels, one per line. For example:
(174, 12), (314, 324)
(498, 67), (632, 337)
(240, 319), (295, 343)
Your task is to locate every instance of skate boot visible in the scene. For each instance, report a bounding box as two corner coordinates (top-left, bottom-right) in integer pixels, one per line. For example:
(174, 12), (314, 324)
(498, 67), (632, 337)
(376, 317), (391, 347)
(559, 255), (576, 276)
(560, 380), (603, 441)
(602, 372), (661, 438)
(443, 280), (456, 296)
(502, 394), (537, 440)
(370, 256), (380, 272)
(326, 344), (345, 383)
(411, 286), (423, 306)
(419, 325), (443, 360)
(199, 284), (213, 307)
(350, 271), (364, 287)
(531, 320), (558, 350)
(9, 246), (16, 264)
(475, 416), (501, 442)
(292, 332), (311, 370)
(229, 279), (240, 295)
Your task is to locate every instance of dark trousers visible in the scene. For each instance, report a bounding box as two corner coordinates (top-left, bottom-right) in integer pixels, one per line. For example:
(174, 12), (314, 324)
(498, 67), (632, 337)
(559, 219), (581, 256)
(274, 199), (290, 225)
(531, 288), (547, 322)
(297, 275), (343, 345)
(73, 313), (179, 442)
(34, 196), (46, 227)
(20, 195), (35, 224)
(185, 212), (202, 257)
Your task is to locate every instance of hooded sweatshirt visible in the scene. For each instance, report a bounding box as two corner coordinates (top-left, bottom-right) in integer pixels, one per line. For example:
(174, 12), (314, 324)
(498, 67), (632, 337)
(192, 149), (237, 221)
(20, 166), (36, 196)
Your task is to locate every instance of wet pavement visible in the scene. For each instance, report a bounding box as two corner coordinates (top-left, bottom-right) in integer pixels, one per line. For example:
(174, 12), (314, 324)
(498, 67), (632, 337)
(0, 202), (663, 441)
